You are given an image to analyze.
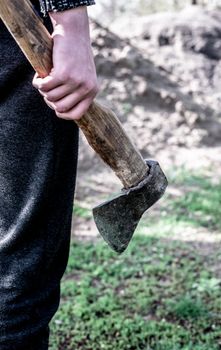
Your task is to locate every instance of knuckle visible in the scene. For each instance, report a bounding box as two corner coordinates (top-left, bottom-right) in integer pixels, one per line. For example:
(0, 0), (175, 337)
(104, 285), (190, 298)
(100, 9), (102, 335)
(58, 72), (83, 87)
(39, 85), (48, 92)
(45, 93), (55, 102)
(55, 104), (67, 113)
(55, 69), (69, 83)
(71, 77), (83, 87)
(82, 80), (99, 95)
(32, 81), (37, 89)
(32, 77), (41, 89)
(59, 73), (69, 83)
(83, 80), (93, 91)
(38, 81), (49, 92)
(84, 80), (95, 93)
(93, 83), (100, 96)
(94, 84), (100, 95)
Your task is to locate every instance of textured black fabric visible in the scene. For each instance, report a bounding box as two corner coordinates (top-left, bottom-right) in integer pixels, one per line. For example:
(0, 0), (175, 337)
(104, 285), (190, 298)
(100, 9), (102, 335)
(39, 0), (95, 16)
(0, 15), (79, 350)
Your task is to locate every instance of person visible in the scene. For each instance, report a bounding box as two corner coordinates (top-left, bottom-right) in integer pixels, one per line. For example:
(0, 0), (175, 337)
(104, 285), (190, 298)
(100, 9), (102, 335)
(0, 0), (98, 349)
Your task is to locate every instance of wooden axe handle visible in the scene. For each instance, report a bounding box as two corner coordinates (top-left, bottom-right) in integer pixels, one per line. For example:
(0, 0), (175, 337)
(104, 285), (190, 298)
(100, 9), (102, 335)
(0, 0), (149, 188)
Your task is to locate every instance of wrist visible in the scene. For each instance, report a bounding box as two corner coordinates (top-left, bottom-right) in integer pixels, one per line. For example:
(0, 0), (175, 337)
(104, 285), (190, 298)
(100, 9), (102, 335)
(49, 6), (89, 36)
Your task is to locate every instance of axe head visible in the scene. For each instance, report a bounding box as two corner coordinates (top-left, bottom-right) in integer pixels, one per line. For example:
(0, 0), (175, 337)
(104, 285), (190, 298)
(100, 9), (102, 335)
(93, 160), (168, 253)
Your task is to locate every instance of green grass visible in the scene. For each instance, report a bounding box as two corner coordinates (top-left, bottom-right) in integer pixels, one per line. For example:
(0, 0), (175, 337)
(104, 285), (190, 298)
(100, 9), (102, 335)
(49, 236), (221, 350)
(138, 171), (221, 237)
(73, 203), (92, 219)
(170, 173), (221, 231)
(49, 171), (221, 349)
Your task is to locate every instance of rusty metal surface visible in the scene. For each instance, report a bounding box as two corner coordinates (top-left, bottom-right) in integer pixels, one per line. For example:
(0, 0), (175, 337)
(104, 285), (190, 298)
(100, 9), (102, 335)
(93, 160), (168, 253)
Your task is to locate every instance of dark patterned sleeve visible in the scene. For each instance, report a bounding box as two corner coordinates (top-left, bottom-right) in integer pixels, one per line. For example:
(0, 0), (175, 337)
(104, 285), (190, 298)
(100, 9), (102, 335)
(39, 0), (95, 16)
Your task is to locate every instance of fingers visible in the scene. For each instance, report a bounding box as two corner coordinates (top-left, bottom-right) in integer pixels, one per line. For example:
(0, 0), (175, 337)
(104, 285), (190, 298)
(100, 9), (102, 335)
(45, 86), (97, 119)
(32, 73), (62, 92)
(32, 73), (99, 121)
(32, 71), (82, 93)
(39, 85), (73, 102)
(56, 97), (93, 120)
(42, 79), (99, 118)
(44, 91), (83, 113)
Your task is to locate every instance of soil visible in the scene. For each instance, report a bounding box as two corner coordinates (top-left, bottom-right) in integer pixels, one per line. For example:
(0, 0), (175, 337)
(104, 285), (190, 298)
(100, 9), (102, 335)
(73, 6), (221, 242)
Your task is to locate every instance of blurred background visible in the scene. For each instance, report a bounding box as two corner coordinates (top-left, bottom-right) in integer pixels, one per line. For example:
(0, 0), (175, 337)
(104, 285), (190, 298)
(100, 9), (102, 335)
(89, 0), (221, 24)
(50, 1), (221, 349)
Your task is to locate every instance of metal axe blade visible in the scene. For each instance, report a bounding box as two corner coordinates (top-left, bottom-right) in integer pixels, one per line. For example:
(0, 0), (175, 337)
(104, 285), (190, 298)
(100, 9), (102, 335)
(93, 160), (168, 253)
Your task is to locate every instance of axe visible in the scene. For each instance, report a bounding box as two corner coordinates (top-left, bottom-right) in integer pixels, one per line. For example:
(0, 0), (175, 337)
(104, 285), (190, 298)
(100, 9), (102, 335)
(0, 0), (168, 253)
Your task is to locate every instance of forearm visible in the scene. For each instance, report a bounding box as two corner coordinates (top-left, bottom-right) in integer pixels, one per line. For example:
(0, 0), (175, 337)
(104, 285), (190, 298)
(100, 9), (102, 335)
(39, 0), (95, 16)
(49, 5), (90, 37)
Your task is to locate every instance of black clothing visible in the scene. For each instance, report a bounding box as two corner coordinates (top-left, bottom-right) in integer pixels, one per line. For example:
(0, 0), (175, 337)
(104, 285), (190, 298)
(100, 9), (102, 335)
(0, 13), (79, 350)
(38, 0), (95, 16)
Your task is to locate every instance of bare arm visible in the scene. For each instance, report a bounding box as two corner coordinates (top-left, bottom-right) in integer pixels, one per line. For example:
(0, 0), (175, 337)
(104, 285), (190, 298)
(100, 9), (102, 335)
(33, 6), (99, 120)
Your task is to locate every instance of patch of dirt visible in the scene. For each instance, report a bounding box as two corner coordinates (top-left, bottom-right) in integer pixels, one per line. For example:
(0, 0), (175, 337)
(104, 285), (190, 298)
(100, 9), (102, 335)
(77, 8), (221, 198)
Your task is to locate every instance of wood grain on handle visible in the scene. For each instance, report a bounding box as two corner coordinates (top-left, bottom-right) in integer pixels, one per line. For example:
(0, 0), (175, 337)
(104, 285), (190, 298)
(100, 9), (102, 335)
(0, 0), (149, 188)
(0, 0), (53, 76)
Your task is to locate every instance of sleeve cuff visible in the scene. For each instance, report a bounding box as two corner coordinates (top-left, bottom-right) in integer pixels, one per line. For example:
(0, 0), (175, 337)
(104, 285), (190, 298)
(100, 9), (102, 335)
(39, 0), (95, 16)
